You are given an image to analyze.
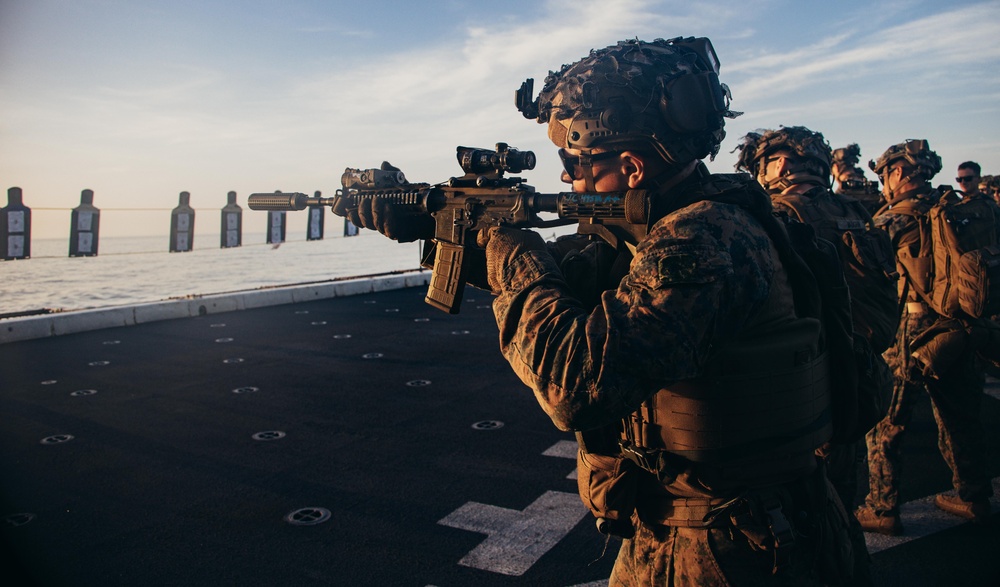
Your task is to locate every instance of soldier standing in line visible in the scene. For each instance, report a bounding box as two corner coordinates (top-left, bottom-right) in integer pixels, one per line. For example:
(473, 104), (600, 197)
(831, 144), (883, 214)
(980, 174), (999, 203)
(979, 174), (1000, 204)
(734, 126), (902, 587)
(856, 140), (996, 535)
(351, 38), (860, 586)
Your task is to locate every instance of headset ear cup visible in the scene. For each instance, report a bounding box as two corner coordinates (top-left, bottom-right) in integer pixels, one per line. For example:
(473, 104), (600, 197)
(659, 73), (721, 134)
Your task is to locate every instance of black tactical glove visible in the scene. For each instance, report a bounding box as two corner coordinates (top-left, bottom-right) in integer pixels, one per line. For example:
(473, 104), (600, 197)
(476, 226), (547, 293)
(347, 197), (435, 242)
(346, 162), (434, 243)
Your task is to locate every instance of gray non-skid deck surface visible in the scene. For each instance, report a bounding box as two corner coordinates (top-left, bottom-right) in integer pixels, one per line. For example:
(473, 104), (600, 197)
(2, 286), (999, 586)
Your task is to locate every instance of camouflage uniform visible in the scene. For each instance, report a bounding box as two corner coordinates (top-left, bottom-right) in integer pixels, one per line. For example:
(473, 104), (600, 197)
(491, 167), (853, 586)
(732, 127), (895, 502)
(864, 187), (994, 514)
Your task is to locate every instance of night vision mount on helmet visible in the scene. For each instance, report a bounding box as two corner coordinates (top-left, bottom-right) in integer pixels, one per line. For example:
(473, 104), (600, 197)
(868, 139), (943, 179)
(515, 37), (741, 168)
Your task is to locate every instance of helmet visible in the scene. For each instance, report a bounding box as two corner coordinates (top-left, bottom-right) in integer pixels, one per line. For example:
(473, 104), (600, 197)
(732, 125), (832, 192)
(868, 139), (942, 180)
(515, 37), (741, 167)
(982, 174), (1000, 198)
(831, 144), (866, 182)
(832, 143), (862, 169)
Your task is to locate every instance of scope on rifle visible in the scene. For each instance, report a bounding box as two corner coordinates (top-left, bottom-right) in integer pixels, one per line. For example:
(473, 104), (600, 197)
(457, 143), (536, 175)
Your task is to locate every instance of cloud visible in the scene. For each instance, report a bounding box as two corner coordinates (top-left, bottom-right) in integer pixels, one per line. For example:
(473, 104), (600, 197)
(274, 0), (751, 175)
(5, 0), (1000, 238)
(297, 25), (374, 38)
(727, 1), (1000, 103)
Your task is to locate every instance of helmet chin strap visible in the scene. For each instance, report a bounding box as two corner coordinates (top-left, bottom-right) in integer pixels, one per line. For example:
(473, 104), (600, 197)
(579, 150), (696, 194)
(881, 168), (921, 201)
(577, 152), (599, 192)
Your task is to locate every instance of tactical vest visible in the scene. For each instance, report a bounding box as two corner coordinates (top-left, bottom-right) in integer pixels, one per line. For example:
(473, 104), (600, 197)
(620, 176), (833, 485)
(623, 316), (827, 459)
(574, 171), (837, 535)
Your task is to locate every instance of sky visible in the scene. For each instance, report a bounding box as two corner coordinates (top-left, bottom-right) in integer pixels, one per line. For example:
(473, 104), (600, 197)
(1, 0), (999, 239)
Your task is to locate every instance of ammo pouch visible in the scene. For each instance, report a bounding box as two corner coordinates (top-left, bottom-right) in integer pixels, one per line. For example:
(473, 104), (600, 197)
(909, 318), (972, 379)
(703, 487), (798, 575)
(704, 468), (854, 580)
(958, 245), (1000, 318)
(575, 429), (638, 539)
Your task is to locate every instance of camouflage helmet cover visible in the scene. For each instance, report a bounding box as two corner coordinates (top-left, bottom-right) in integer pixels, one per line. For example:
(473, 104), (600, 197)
(832, 143), (862, 168)
(515, 37), (741, 166)
(732, 125), (833, 179)
(868, 139), (942, 179)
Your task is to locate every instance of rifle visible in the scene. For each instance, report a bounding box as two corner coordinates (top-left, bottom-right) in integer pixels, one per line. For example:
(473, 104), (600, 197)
(248, 143), (651, 314)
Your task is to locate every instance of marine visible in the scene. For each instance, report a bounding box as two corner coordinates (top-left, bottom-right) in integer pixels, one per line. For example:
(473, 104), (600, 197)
(831, 144), (883, 214)
(856, 139), (997, 534)
(734, 125), (901, 585)
(352, 37), (859, 586)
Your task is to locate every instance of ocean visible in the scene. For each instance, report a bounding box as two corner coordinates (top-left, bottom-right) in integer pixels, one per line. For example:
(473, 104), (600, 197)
(0, 232), (425, 316)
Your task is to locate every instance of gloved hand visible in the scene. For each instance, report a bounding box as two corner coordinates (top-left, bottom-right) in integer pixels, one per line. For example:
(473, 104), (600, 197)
(347, 197), (435, 242)
(346, 162), (434, 242)
(476, 226), (547, 292)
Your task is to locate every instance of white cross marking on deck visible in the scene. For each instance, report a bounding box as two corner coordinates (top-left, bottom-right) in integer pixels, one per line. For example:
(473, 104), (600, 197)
(543, 439), (579, 480)
(437, 490), (587, 576)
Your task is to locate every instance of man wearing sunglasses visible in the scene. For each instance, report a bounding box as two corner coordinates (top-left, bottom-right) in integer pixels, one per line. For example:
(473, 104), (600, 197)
(956, 161), (983, 196)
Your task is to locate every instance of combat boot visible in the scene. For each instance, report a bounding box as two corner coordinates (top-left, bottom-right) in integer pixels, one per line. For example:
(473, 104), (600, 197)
(934, 493), (991, 522)
(854, 505), (902, 536)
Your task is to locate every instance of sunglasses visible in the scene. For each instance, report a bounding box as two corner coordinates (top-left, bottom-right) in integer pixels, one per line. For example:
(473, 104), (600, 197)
(956, 175), (978, 184)
(558, 149), (621, 180)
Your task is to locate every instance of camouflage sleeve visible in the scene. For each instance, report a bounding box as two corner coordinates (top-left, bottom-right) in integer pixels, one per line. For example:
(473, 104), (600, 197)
(874, 211), (919, 256)
(491, 201), (777, 431)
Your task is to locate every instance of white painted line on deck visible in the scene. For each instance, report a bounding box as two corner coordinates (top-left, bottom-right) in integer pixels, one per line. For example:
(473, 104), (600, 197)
(544, 439), (579, 480)
(983, 376), (999, 400)
(438, 490), (588, 576)
(865, 477), (1000, 554)
(543, 439), (578, 459)
(441, 446), (997, 581)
